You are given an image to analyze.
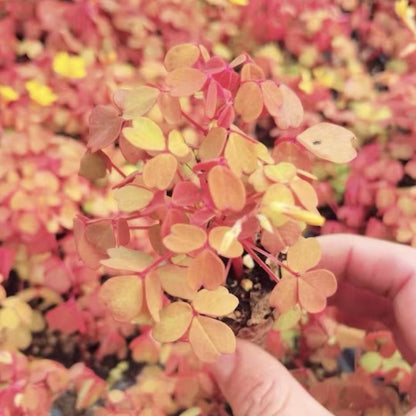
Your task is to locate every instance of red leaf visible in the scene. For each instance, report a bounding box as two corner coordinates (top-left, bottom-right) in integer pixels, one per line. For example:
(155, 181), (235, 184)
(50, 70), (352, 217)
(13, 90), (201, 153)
(88, 105), (122, 153)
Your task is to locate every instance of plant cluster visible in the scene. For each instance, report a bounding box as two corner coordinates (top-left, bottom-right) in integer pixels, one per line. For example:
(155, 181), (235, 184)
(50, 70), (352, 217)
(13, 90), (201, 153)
(0, 0), (415, 415)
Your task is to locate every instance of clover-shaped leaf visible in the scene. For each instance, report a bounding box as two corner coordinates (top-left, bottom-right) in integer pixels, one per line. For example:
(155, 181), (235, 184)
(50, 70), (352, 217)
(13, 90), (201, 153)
(208, 165), (246, 212)
(163, 224), (207, 253)
(297, 122), (358, 164)
(101, 247), (154, 272)
(88, 105), (122, 153)
(234, 81), (263, 122)
(164, 43), (200, 71)
(192, 287), (238, 317)
(113, 185), (154, 213)
(143, 153), (178, 190)
(187, 249), (225, 290)
(115, 86), (160, 120)
(152, 301), (193, 343)
(208, 226), (243, 258)
(158, 264), (197, 300)
(99, 275), (143, 322)
(274, 85), (304, 129)
(166, 68), (207, 97)
(123, 117), (166, 152)
(189, 316), (236, 362)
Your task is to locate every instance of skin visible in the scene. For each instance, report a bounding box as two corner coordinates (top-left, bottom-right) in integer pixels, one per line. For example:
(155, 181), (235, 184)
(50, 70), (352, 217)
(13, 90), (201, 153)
(208, 234), (416, 416)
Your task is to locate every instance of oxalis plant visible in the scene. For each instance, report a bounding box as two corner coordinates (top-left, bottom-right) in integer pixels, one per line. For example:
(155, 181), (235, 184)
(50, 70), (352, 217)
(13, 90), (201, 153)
(76, 43), (357, 364)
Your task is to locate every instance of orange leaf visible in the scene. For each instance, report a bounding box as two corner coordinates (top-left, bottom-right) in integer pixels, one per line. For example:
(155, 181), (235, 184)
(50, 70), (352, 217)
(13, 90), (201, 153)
(166, 68), (207, 97)
(208, 165), (246, 212)
(187, 249), (225, 290)
(101, 247), (154, 272)
(122, 117), (166, 152)
(298, 269), (337, 313)
(164, 43), (200, 71)
(296, 122), (358, 164)
(79, 151), (107, 181)
(113, 185), (154, 213)
(145, 270), (163, 322)
(240, 63), (265, 81)
(158, 93), (182, 124)
(208, 226), (243, 258)
(115, 86), (160, 120)
(163, 224), (207, 253)
(143, 153), (178, 190)
(189, 316), (236, 362)
(158, 264), (197, 300)
(274, 85), (304, 129)
(192, 286), (238, 317)
(74, 217), (104, 269)
(152, 301), (193, 343)
(234, 82), (263, 122)
(199, 127), (227, 161)
(287, 237), (321, 273)
(291, 177), (318, 212)
(88, 105), (122, 153)
(84, 220), (116, 254)
(99, 275), (143, 321)
(119, 133), (146, 164)
(261, 80), (282, 117)
(205, 79), (218, 118)
(225, 132), (258, 176)
(269, 275), (297, 313)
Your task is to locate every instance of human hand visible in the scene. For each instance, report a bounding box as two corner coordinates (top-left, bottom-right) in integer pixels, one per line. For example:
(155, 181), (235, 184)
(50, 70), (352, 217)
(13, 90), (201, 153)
(208, 234), (416, 416)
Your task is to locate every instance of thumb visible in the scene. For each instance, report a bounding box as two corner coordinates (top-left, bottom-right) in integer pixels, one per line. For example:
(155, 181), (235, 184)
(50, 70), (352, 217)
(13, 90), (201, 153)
(208, 339), (333, 416)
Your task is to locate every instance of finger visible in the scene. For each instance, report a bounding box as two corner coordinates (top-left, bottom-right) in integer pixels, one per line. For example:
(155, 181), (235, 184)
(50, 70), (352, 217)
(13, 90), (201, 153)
(208, 339), (332, 416)
(318, 234), (416, 362)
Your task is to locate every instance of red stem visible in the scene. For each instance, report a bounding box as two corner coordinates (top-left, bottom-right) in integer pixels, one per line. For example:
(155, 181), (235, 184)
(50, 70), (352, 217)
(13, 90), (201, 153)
(139, 251), (173, 276)
(181, 110), (208, 135)
(249, 245), (300, 277)
(242, 244), (279, 282)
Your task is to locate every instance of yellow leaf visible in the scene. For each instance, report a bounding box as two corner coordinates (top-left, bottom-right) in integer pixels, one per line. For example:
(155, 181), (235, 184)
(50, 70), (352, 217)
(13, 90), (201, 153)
(189, 316), (236, 362)
(152, 301), (193, 343)
(225, 132), (258, 176)
(164, 43), (200, 71)
(99, 275), (143, 321)
(113, 185), (154, 213)
(25, 80), (57, 106)
(116, 86), (160, 120)
(144, 270), (163, 322)
(122, 117), (166, 152)
(360, 351), (383, 373)
(260, 183), (294, 227)
(264, 162), (297, 183)
(101, 247), (154, 272)
(53, 51), (87, 79)
(192, 287), (238, 317)
(168, 130), (191, 159)
(0, 85), (19, 102)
